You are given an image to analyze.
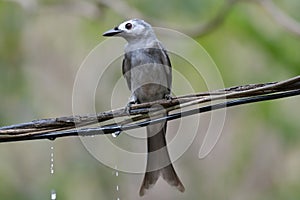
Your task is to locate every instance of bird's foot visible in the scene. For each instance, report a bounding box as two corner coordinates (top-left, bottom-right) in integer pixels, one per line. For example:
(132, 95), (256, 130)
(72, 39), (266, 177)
(125, 95), (138, 115)
(164, 94), (173, 100)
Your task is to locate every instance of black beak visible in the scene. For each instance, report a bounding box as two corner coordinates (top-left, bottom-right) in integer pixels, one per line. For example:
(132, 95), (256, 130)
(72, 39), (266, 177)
(102, 26), (123, 37)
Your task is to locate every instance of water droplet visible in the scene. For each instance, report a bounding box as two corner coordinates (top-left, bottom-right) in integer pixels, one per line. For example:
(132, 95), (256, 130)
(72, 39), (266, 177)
(112, 131), (121, 138)
(50, 146), (54, 174)
(49, 146), (56, 199)
(48, 137), (56, 141)
(114, 166), (119, 176)
(114, 165), (120, 199)
(51, 189), (56, 200)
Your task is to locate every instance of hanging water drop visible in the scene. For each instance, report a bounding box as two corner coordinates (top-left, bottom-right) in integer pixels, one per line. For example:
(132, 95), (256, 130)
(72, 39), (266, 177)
(112, 131), (121, 138)
(48, 137), (56, 141)
(50, 189), (56, 200)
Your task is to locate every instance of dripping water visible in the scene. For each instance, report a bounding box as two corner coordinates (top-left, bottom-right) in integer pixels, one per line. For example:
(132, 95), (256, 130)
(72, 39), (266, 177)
(114, 165), (120, 200)
(50, 146), (54, 174)
(112, 131), (121, 138)
(112, 130), (121, 199)
(50, 145), (56, 200)
(50, 189), (56, 200)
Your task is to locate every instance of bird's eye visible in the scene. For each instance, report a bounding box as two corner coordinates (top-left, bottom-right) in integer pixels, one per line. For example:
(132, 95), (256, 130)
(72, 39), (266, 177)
(125, 23), (132, 30)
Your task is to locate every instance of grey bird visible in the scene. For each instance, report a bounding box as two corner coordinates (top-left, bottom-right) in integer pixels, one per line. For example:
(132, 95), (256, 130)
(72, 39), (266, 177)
(103, 19), (185, 196)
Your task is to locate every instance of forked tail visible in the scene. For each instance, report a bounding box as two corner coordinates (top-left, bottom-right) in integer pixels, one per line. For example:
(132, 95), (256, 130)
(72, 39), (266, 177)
(139, 122), (185, 196)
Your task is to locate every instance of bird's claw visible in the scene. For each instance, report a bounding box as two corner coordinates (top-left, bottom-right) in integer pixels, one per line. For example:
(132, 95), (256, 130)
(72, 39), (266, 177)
(165, 94), (173, 100)
(125, 95), (138, 115)
(125, 102), (134, 115)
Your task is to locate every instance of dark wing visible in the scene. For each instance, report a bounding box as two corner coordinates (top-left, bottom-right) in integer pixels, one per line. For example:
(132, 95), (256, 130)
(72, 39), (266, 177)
(161, 49), (172, 94)
(122, 53), (132, 90)
(153, 41), (172, 94)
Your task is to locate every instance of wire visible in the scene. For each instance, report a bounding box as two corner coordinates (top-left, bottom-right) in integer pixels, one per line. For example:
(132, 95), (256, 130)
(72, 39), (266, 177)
(2, 89), (299, 143)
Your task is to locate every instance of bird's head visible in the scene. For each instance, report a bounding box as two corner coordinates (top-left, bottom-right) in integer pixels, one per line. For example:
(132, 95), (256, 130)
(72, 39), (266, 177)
(103, 19), (155, 42)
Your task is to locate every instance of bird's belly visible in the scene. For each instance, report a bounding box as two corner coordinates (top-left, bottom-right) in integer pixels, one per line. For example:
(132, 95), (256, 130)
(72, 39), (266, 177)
(135, 84), (167, 102)
(130, 64), (169, 102)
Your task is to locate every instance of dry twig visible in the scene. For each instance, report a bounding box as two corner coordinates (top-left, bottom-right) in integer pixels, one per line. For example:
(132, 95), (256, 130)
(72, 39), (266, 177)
(257, 0), (300, 37)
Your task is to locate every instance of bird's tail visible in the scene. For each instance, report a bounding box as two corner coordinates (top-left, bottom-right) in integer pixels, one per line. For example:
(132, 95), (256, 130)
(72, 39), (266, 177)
(139, 122), (185, 196)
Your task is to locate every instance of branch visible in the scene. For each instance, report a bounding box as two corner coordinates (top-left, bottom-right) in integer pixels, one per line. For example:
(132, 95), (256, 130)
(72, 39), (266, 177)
(188, 0), (300, 38)
(187, 0), (241, 37)
(256, 0), (300, 37)
(96, 0), (143, 19)
(0, 76), (300, 143)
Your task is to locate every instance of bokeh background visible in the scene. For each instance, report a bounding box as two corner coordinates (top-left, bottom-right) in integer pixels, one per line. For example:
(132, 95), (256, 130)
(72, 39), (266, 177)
(1, 0), (300, 199)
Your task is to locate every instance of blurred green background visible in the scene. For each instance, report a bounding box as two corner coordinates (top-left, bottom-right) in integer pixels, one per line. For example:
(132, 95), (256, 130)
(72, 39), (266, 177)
(0, 0), (300, 199)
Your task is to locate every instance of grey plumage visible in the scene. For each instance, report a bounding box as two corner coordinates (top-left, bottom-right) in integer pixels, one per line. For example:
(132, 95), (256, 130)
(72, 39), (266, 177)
(122, 47), (171, 103)
(103, 19), (184, 196)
